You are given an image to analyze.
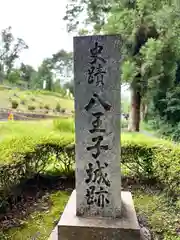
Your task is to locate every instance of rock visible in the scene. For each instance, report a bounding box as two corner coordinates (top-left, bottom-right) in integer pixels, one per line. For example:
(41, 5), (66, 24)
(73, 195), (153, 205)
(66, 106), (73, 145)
(138, 214), (149, 227)
(65, 188), (73, 192)
(140, 226), (151, 240)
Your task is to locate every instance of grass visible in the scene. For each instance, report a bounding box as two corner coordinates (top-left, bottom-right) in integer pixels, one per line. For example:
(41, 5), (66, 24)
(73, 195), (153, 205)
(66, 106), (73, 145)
(1, 191), (69, 240)
(0, 117), (74, 139)
(0, 120), (54, 139)
(1, 187), (179, 240)
(0, 88), (74, 112)
(140, 121), (159, 136)
(134, 189), (180, 240)
(53, 118), (74, 133)
(121, 131), (174, 146)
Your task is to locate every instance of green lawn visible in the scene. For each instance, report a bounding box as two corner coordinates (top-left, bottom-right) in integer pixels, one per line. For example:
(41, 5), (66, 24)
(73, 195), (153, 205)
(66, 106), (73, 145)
(0, 120), (52, 136)
(0, 88), (74, 112)
(0, 118), (74, 139)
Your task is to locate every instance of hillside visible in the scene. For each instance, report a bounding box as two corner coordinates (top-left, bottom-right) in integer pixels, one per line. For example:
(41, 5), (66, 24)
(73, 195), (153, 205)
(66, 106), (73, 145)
(0, 86), (74, 114)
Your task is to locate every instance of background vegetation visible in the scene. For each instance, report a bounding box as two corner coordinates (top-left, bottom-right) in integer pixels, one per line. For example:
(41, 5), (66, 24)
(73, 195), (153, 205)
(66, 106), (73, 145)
(0, 87), (74, 113)
(64, 0), (180, 140)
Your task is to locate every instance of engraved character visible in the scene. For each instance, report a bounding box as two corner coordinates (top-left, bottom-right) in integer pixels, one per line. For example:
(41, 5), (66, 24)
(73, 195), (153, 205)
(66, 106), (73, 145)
(86, 186), (110, 208)
(85, 161), (110, 187)
(95, 186), (110, 208)
(89, 112), (105, 134)
(90, 41), (106, 65)
(86, 185), (95, 205)
(87, 64), (106, 86)
(88, 66), (96, 84)
(85, 93), (112, 112)
(86, 136), (108, 159)
(94, 64), (106, 87)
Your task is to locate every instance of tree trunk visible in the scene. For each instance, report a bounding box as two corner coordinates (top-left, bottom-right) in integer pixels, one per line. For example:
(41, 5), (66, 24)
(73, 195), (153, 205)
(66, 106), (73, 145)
(141, 102), (147, 121)
(128, 87), (141, 132)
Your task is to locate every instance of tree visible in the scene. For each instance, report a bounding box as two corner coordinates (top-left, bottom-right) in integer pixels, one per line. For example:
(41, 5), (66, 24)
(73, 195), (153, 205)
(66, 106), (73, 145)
(37, 58), (53, 91)
(7, 68), (21, 84)
(20, 63), (37, 89)
(64, 0), (180, 131)
(64, 0), (113, 32)
(0, 26), (28, 81)
(31, 49), (73, 91)
(52, 49), (73, 84)
(64, 80), (74, 95)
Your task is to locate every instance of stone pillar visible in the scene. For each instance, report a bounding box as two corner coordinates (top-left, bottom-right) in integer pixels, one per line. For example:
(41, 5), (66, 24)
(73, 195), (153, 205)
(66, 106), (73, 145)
(74, 35), (121, 218)
(50, 35), (140, 240)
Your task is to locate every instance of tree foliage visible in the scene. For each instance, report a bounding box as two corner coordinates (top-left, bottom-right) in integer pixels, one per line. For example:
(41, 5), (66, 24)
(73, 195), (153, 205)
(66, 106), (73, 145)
(0, 26), (28, 81)
(64, 0), (180, 131)
(20, 63), (37, 88)
(52, 49), (73, 81)
(0, 27), (73, 93)
(36, 58), (53, 90)
(31, 49), (73, 91)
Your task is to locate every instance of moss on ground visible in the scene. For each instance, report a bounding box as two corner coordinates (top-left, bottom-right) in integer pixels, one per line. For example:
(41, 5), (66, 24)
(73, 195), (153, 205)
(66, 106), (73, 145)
(1, 191), (69, 240)
(1, 187), (179, 240)
(133, 189), (180, 240)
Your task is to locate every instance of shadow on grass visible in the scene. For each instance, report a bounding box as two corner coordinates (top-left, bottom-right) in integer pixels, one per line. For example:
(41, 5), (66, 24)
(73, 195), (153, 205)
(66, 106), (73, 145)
(0, 174), (75, 234)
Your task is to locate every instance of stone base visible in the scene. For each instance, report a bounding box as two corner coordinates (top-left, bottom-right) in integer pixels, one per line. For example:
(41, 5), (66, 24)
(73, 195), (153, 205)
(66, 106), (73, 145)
(54, 190), (140, 240)
(49, 226), (58, 240)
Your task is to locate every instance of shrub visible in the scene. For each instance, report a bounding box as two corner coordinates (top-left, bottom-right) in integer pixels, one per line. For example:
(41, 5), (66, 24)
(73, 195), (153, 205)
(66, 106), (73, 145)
(39, 104), (44, 109)
(31, 97), (36, 101)
(0, 129), (179, 212)
(121, 134), (155, 179)
(20, 96), (26, 105)
(153, 144), (180, 196)
(44, 104), (50, 110)
(0, 133), (75, 211)
(20, 100), (26, 105)
(121, 133), (180, 196)
(53, 118), (74, 133)
(61, 108), (66, 113)
(28, 105), (36, 111)
(11, 100), (19, 109)
(55, 103), (61, 112)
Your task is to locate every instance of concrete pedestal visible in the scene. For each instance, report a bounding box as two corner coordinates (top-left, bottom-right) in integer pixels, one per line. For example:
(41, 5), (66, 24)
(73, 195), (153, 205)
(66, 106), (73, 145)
(53, 190), (140, 240)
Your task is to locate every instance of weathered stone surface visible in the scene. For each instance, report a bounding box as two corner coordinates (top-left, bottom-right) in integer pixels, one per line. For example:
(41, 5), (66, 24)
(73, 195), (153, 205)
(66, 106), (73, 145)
(58, 190), (140, 240)
(74, 35), (122, 218)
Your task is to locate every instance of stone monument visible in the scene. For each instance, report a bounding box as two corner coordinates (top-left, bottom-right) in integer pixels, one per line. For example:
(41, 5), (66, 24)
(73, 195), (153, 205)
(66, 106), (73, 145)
(51, 35), (140, 240)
